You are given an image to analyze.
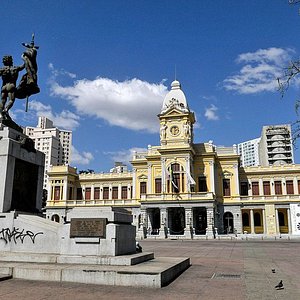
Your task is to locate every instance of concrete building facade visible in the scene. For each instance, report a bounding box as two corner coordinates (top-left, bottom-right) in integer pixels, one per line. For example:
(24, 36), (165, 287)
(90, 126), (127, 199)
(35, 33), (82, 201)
(46, 81), (300, 239)
(259, 124), (294, 166)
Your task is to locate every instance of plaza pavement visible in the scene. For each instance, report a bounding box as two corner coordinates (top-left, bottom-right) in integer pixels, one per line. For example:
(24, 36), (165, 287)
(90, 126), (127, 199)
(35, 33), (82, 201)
(0, 239), (300, 300)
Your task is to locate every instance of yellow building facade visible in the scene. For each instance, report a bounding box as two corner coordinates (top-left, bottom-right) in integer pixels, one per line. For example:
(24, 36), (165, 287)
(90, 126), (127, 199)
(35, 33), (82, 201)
(46, 80), (300, 238)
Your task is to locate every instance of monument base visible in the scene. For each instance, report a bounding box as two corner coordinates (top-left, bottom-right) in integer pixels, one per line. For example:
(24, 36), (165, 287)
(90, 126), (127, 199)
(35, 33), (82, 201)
(0, 208), (191, 287)
(0, 256), (190, 288)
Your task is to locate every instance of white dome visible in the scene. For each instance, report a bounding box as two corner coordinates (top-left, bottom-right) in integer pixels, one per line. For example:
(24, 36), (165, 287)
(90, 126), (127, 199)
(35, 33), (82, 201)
(161, 80), (189, 113)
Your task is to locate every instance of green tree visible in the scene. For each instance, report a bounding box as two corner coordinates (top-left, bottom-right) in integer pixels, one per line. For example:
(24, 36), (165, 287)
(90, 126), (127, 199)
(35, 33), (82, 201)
(277, 1), (300, 142)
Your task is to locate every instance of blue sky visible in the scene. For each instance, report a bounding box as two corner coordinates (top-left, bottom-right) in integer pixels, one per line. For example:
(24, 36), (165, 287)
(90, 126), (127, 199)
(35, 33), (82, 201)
(1, 1), (300, 171)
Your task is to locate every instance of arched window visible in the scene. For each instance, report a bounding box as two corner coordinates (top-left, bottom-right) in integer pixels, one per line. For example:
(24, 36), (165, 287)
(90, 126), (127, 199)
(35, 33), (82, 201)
(254, 212), (261, 226)
(51, 214), (60, 223)
(223, 212), (234, 234)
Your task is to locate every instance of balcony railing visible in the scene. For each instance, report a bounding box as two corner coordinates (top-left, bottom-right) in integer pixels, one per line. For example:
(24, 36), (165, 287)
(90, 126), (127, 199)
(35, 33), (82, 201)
(47, 198), (139, 207)
(141, 192), (215, 201)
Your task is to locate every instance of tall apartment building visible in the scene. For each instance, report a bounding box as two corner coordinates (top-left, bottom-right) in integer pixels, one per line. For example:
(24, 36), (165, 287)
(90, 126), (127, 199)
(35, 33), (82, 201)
(238, 124), (294, 167)
(25, 117), (72, 188)
(259, 124), (294, 166)
(237, 138), (261, 167)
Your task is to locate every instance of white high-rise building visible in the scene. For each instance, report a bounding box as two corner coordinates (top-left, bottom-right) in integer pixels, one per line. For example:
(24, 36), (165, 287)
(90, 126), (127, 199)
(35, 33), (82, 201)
(237, 138), (261, 167)
(25, 117), (72, 188)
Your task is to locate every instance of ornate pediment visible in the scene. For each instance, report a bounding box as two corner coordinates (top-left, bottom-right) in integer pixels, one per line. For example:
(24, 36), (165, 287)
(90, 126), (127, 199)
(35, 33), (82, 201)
(138, 174), (148, 181)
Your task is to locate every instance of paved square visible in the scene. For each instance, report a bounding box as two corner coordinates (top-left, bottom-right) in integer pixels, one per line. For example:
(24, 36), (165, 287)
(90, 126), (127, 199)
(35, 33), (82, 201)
(0, 240), (299, 299)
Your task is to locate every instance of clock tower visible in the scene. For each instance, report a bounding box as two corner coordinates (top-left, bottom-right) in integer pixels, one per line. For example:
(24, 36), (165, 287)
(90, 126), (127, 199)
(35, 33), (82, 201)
(158, 80), (195, 148)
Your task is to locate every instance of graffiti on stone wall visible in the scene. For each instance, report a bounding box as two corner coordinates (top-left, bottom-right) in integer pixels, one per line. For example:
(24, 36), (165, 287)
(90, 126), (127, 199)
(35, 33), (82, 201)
(0, 227), (43, 244)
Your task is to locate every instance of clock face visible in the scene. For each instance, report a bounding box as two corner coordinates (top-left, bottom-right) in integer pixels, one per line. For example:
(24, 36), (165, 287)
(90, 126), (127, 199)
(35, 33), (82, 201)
(170, 125), (180, 136)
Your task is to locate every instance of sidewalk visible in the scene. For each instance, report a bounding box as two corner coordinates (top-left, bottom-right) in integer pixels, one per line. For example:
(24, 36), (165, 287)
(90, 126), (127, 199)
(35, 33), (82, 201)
(0, 240), (299, 299)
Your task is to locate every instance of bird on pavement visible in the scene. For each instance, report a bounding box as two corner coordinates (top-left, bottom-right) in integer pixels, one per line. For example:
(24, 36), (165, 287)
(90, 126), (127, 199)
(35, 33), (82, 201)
(272, 269), (276, 273)
(275, 280), (284, 289)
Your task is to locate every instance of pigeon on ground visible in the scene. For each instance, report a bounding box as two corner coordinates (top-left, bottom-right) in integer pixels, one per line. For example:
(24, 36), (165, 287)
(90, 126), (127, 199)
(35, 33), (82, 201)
(275, 280), (284, 289)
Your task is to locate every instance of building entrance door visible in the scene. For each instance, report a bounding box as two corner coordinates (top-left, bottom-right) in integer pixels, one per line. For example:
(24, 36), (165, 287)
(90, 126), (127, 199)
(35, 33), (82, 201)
(193, 208), (207, 235)
(168, 207), (185, 235)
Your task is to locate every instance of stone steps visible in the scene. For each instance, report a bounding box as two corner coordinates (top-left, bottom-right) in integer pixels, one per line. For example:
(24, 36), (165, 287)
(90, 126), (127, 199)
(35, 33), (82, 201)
(0, 251), (155, 266)
(0, 272), (12, 282)
(0, 257), (190, 288)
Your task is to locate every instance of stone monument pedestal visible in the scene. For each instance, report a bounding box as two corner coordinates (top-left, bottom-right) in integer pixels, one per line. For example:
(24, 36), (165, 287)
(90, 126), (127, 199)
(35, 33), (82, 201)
(0, 124), (44, 213)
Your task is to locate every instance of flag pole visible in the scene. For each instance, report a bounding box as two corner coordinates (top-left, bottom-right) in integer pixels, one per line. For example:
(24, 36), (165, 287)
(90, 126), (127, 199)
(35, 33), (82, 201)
(25, 95), (29, 112)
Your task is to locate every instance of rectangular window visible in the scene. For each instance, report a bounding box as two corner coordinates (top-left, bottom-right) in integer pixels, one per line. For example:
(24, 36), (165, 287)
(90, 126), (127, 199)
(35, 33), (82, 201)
(240, 182), (248, 196)
(155, 178), (162, 193)
(198, 177), (208, 192)
(263, 181), (271, 195)
(68, 187), (73, 200)
(121, 186), (127, 199)
(223, 179), (231, 196)
(286, 180), (294, 194)
(275, 181), (282, 195)
(76, 188), (82, 200)
(112, 187), (118, 199)
(252, 182), (259, 196)
(140, 182), (147, 196)
(85, 187), (91, 200)
(103, 187), (109, 200)
(54, 186), (60, 201)
(94, 187), (100, 199)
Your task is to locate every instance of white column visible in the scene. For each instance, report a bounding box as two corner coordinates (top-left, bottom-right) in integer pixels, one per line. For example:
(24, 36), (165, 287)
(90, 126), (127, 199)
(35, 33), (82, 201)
(206, 207), (214, 237)
(127, 183), (131, 199)
(282, 179), (287, 195)
(161, 160), (165, 191)
(100, 184), (103, 200)
(132, 168), (136, 198)
(118, 183), (122, 199)
(185, 208), (192, 238)
(209, 161), (215, 194)
(275, 208), (279, 234)
(271, 179), (275, 195)
(147, 164), (152, 194)
(262, 209), (267, 234)
(91, 184), (94, 200)
(160, 208), (167, 233)
(248, 180), (253, 196)
(109, 184), (112, 199)
(259, 179), (263, 197)
(234, 164), (240, 195)
(185, 157), (191, 193)
(287, 208), (292, 234)
(294, 177), (299, 194)
(63, 177), (68, 200)
(250, 209), (255, 234)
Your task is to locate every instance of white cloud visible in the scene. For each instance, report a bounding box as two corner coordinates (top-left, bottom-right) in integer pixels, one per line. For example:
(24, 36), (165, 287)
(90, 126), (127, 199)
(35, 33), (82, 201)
(48, 63), (77, 79)
(28, 100), (80, 130)
(49, 69), (168, 133)
(71, 146), (94, 166)
(104, 147), (147, 166)
(223, 47), (294, 94)
(205, 104), (219, 121)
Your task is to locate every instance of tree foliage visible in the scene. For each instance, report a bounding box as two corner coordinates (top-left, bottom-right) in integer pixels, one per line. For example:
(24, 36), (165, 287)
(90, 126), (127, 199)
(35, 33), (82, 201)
(278, 60), (300, 143)
(277, 1), (300, 143)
